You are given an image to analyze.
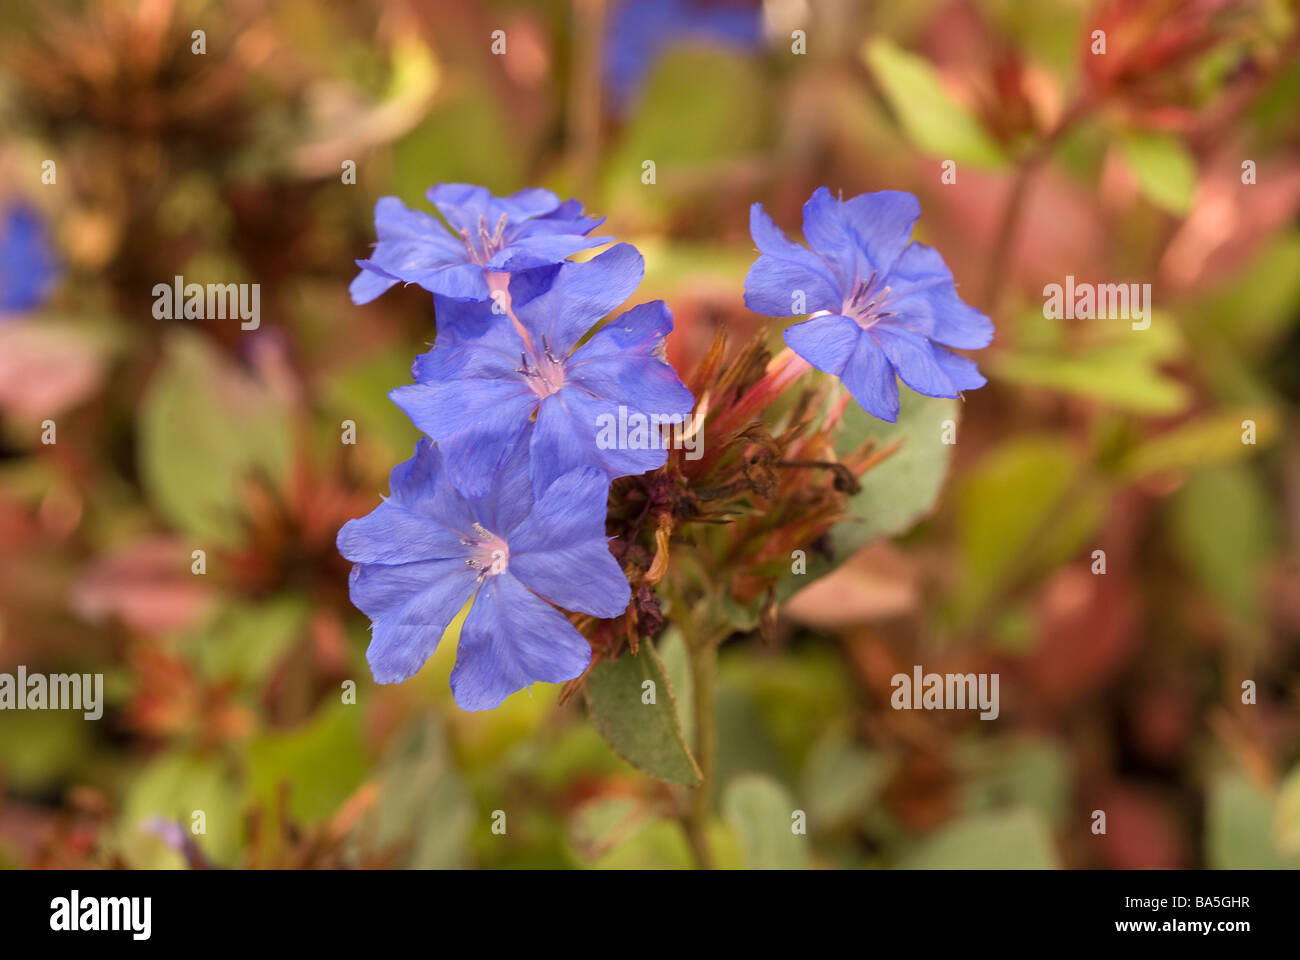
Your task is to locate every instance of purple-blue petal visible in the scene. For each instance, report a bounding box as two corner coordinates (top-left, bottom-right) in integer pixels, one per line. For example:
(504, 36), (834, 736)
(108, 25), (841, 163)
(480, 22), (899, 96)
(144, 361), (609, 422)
(449, 574), (592, 710)
(350, 263), (401, 305)
(507, 467), (630, 618)
(566, 301), (696, 414)
(871, 324), (957, 399)
(840, 332), (901, 422)
(841, 190), (921, 275)
(800, 187), (866, 292)
(389, 379), (536, 498)
(931, 344), (987, 392)
(355, 558), (481, 684)
(511, 242), (645, 356)
(530, 388), (671, 491)
(886, 242), (994, 349)
(782, 313), (862, 378)
(485, 232), (612, 273)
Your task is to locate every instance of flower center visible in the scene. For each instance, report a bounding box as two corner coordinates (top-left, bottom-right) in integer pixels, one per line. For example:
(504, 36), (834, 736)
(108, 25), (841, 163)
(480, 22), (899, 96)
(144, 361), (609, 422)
(517, 335), (566, 398)
(843, 270), (895, 330)
(463, 522), (509, 578)
(459, 212), (510, 266)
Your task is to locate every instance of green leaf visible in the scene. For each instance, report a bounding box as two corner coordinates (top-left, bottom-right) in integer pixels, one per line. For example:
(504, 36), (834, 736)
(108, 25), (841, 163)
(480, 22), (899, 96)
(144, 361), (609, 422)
(1207, 772), (1300, 869)
(355, 714), (473, 869)
(1118, 407), (1279, 478)
(901, 809), (1060, 869)
(957, 737), (1072, 825)
(1118, 132), (1197, 216)
(246, 703), (368, 825)
(585, 641), (701, 786)
(863, 37), (1006, 168)
(801, 736), (893, 831)
(582, 815), (742, 870)
(954, 435), (1104, 626)
(779, 388), (956, 601)
(1276, 764), (1300, 856)
(191, 596), (308, 683)
(1193, 233), (1300, 350)
(139, 331), (290, 548)
(656, 627), (694, 746)
(392, 86), (520, 201)
(1169, 464), (1275, 642)
(322, 346), (422, 468)
(0, 710), (91, 793)
(835, 389), (959, 549)
(994, 334), (1190, 415)
(569, 797), (652, 861)
(119, 752), (242, 867)
(723, 773), (810, 869)
(602, 48), (764, 216)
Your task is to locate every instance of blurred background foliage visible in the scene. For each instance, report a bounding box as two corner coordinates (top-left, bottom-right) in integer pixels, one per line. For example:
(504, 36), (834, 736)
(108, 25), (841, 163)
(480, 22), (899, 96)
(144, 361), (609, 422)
(0, 0), (1298, 869)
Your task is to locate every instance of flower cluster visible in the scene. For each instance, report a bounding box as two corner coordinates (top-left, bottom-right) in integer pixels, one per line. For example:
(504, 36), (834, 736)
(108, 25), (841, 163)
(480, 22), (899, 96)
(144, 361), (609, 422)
(339, 185), (693, 710)
(744, 187), (993, 422)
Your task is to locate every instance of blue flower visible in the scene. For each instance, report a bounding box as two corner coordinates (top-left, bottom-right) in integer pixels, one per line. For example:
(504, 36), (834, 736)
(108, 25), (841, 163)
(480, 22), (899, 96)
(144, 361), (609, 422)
(744, 187), (993, 422)
(337, 439), (629, 710)
(389, 243), (695, 498)
(605, 0), (764, 111)
(350, 184), (611, 305)
(0, 202), (59, 317)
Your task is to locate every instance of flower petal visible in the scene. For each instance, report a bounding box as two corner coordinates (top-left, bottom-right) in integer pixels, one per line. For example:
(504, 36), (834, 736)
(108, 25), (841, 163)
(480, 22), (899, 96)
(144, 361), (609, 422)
(886, 242), (993, 349)
(450, 574), (592, 710)
(485, 232), (612, 272)
(425, 183), (492, 232)
(840, 331), (901, 422)
(337, 440), (476, 564)
(530, 387), (670, 491)
(782, 313), (862, 378)
(355, 558), (480, 684)
(743, 204), (841, 316)
(468, 436), (536, 538)
(800, 187), (864, 291)
(371, 197), (461, 250)
(511, 243), (645, 356)
(389, 379), (536, 498)
(931, 343), (987, 392)
(841, 190), (920, 274)
(337, 501), (465, 565)
(349, 263), (400, 305)
(494, 187), (562, 221)
(507, 468), (630, 618)
(871, 324), (957, 399)
(566, 301), (696, 413)
(394, 261), (490, 301)
(417, 298), (526, 380)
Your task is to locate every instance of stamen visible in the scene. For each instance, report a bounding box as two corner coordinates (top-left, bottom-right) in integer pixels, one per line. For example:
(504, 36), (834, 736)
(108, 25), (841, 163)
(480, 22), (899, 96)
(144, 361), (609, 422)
(845, 271), (894, 330)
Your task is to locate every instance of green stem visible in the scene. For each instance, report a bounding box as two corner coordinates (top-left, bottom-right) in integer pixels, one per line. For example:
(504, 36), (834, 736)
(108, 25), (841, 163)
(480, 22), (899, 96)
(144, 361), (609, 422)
(684, 631), (717, 870)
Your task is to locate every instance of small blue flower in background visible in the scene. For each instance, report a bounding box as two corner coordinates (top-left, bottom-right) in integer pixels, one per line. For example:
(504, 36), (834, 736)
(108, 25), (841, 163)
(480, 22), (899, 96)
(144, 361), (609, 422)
(390, 242), (695, 497)
(604, 0), (764, 111)
(0, 202), (59, 317)
(350, 184), (610, 305)
(338, 439), (629, 710)
(744, 187), (994, 422)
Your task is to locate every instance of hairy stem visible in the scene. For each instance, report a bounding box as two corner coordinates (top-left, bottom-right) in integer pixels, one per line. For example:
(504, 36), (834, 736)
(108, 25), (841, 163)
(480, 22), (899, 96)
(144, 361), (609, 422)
(683, 631), (717, 869)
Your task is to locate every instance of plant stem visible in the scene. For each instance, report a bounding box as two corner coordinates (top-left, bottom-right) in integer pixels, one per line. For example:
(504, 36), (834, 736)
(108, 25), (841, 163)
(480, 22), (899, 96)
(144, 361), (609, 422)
(567, 0), (605, 200)
(684, 632), (717, 869)
(980, 96), (1091, 311)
